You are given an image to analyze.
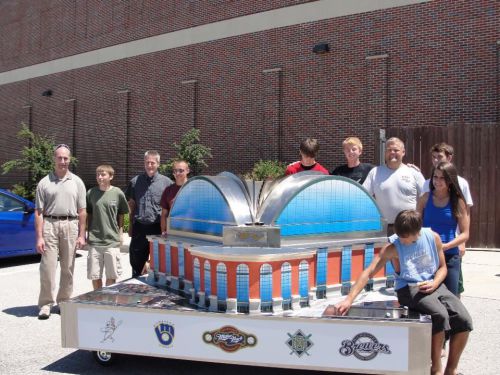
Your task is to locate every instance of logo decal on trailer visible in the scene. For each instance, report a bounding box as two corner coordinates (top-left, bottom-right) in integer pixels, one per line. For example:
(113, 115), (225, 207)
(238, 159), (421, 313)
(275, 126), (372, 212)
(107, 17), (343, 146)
(100, 317), (122, 343)
(339, 332), (391, 361)
(154, 321), (175, 347)
(202, 325), (257, 352)
(286, 329), (313, 357)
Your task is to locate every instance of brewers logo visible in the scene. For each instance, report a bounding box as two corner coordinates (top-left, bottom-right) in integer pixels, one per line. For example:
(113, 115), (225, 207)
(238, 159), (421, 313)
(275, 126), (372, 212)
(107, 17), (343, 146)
(154, 321), (175, 348)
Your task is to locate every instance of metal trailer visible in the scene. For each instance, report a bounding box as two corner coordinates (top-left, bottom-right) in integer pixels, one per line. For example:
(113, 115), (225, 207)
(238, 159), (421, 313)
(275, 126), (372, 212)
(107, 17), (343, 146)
(60, 172), (432, 373)
(60, 279), (431, 374)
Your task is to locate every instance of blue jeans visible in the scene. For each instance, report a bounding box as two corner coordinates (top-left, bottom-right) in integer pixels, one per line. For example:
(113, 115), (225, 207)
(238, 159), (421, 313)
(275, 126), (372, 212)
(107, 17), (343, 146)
(444, 253), (461, 296)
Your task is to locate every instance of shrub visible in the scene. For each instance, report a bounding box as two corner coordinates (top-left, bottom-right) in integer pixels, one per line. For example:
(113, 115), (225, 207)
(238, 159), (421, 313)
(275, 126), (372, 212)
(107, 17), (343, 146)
(159, 128), (212, 177)
(244, 160), (286, 181)
(1, 124), (77, 201)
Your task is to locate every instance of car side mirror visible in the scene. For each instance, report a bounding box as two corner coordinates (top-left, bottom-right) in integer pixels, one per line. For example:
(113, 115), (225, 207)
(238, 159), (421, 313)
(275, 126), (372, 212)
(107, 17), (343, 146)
(24, 204), (35, 214)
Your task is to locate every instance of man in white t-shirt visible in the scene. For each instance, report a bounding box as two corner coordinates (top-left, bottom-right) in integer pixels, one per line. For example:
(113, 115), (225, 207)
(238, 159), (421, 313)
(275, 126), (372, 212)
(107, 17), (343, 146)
(423, 142), (472, 296)
(363, 137), (425, 235)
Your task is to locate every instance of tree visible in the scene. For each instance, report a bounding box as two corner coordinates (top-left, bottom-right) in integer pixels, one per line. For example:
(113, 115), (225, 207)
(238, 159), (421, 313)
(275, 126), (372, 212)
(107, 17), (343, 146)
(1, 124), (76, 201)
(160, 128), (212, 177)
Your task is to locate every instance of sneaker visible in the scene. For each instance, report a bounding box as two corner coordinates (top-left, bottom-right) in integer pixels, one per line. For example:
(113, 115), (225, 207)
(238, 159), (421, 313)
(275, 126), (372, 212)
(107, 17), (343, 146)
(38, 305), (51, 320)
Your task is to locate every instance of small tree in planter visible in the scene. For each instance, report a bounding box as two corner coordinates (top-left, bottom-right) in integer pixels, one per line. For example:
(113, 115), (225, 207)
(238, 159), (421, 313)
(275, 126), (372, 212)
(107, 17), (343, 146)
(159, 128), (212, 177)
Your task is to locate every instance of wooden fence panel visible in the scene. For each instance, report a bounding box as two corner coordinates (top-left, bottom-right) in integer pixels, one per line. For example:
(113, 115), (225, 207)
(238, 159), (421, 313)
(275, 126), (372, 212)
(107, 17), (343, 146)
(384, 123), (499, 248)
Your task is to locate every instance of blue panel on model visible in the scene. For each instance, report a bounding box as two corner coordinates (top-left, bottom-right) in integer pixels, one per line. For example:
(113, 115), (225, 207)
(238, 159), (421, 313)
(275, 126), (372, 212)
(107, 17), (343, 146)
(299, 261), (309, 298)
(165, 242), (171, 274)
(153, 240), (159, 273)
(341, 245), (352, 282)
(204, 261), (211, 296)
(178, 242), (185, 278)
(275, 179), (382, 236)
(316, 248), (327, 286)
(237, 264), (250, 302)
(217, 263), (228, 300)
(260, 264), (272, 302)
(169, 180), (235, 236)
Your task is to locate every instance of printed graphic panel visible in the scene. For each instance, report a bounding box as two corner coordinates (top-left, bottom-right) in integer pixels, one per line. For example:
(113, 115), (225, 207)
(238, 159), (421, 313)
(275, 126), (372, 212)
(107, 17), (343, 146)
(77, 307), (409, 372)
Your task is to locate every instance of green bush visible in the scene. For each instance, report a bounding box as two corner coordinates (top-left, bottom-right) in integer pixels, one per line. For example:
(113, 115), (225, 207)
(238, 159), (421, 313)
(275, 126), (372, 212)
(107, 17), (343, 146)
(244, 160), (286, 181)
(159, 128), (212, 177)
(1, 124), (77, 201)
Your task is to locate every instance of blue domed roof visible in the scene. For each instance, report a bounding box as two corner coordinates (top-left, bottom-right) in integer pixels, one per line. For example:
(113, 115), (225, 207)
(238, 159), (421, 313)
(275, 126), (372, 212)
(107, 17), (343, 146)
(257, 174), (383, 237)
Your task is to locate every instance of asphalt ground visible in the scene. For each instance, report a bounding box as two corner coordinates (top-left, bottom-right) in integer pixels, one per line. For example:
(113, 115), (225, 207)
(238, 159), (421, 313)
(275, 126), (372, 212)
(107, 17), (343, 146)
(0, 247), (499, 375)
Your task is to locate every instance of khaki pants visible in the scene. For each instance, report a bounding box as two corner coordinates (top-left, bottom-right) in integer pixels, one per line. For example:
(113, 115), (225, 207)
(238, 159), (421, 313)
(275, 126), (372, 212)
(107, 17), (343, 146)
(38, 218), (79, 307)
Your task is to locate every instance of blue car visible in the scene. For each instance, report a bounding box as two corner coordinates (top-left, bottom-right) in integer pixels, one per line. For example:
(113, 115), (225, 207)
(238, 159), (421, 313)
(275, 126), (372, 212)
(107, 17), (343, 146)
(0, 189), (37, 258)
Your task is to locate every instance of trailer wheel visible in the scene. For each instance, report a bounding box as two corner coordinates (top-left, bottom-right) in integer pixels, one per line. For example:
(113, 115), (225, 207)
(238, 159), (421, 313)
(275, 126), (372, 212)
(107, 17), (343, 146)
(93, 350), (115, 366)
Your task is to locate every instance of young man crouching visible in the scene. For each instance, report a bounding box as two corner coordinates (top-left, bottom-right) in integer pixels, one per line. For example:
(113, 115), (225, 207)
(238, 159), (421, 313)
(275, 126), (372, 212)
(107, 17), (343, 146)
(335, 210), (472, 375)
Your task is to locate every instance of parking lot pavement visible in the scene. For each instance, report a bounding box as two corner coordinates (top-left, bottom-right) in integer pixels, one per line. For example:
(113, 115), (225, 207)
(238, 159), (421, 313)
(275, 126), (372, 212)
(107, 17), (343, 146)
(0, 248), (499, 375)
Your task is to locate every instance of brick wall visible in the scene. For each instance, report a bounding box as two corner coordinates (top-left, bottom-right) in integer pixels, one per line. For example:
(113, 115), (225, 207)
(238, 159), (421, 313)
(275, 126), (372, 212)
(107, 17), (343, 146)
(0, 0), (499, 189)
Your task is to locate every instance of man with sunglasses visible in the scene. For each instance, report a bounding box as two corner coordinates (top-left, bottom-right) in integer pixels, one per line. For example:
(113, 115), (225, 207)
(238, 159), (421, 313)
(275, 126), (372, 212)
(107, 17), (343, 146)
(34, 144), (87, 320)
(160, 160), (190, 235)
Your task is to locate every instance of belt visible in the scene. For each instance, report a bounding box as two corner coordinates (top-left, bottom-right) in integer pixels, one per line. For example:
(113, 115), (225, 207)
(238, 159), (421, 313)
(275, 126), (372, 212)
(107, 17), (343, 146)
(44, 215), (78, 220)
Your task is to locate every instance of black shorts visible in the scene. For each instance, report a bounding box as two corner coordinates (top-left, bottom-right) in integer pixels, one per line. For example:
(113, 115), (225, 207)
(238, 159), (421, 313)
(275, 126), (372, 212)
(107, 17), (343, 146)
(397, 283), (473, 335)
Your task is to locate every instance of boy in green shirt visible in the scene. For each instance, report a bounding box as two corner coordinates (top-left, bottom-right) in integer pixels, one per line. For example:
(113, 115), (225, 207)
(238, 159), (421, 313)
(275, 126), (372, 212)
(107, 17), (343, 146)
(86, 165), (129, 290)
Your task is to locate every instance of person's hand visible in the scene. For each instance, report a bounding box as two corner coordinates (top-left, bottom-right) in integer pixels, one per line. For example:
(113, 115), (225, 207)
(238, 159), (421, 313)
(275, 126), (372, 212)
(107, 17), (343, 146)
(76, 236), (86, 250)
(335, 298), (352, 316)
(441, 242), (450, 252)
(36, 238), (45, 255)
(418, 280), (436, 294)
(459, 244), (466, 258)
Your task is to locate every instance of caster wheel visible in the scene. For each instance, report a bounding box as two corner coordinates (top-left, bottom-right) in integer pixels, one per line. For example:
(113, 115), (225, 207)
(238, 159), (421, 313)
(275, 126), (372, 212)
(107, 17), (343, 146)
(93, 350), (115, 366)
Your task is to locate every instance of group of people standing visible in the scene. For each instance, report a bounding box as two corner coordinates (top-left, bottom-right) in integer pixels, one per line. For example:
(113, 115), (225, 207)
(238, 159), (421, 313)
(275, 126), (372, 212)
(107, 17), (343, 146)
(34, 146), (189, 319)
(33, 136), (472, 374)
(286, 136), (473, 374)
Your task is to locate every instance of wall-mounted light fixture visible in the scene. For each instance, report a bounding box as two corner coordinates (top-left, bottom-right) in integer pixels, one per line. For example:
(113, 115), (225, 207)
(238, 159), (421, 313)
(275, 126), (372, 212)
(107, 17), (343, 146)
(312, 43), (330, 54)
(42, 89), (53, 97)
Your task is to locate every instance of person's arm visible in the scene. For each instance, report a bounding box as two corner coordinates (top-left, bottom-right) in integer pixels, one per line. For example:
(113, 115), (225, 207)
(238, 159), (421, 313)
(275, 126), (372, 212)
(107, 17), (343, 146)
(161, 208), (169, 234)
(416, 192), (429, 217)
(35, 209), (45, 254)
(335, 243), (395, 315)
(117, 214), (124, 245)
(86, 213), (92, 242)
(419, 233), (447, 294)
(76, 207), (87, 249)
(442, 199), (470, 252)
(128, 199), (136, 237)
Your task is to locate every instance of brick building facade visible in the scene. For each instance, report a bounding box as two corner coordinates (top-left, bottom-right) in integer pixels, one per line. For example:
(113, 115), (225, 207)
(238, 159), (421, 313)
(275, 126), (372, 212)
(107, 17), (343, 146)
(0, 0), (499, 188)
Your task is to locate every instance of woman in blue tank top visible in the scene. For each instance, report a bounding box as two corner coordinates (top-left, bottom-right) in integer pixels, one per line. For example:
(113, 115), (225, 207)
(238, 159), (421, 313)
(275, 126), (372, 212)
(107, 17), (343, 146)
(417, 162), (469, 296)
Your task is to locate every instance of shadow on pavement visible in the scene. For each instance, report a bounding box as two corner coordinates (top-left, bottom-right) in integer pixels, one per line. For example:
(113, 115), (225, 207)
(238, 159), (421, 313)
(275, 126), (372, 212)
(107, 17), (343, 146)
(42, 350), (344, 375)
(0, 254), (40, 268)
(3, 304), (38, 317)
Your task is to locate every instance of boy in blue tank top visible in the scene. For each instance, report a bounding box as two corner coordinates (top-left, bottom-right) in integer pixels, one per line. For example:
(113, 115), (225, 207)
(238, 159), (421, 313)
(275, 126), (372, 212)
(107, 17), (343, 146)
(336, 210), (472, 375)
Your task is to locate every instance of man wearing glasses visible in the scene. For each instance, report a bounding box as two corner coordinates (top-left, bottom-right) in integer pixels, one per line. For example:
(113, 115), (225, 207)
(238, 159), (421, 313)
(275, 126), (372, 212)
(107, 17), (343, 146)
(160, 160), (190, 235)
(35, 144), (87, 319)
(125, 151), (172, 277)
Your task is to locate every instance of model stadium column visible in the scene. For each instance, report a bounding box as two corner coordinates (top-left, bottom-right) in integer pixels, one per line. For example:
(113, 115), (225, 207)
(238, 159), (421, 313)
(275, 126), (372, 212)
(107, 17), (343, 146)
(366, 54), (389, 137)
(262, 67), (283, 160)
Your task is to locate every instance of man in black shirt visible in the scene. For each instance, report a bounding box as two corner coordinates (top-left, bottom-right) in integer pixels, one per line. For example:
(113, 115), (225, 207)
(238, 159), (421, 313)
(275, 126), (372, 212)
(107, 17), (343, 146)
(125, 150), (172, 277)
(331, 137), (374, 184)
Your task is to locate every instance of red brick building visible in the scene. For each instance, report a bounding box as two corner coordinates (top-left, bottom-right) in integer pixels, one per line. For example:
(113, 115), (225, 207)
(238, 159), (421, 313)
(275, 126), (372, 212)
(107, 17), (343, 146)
(0, 0), (498, 188)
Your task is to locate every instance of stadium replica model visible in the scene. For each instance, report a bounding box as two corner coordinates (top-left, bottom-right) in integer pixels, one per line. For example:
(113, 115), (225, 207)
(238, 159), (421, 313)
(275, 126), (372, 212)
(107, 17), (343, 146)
(61, 172), (431, 374)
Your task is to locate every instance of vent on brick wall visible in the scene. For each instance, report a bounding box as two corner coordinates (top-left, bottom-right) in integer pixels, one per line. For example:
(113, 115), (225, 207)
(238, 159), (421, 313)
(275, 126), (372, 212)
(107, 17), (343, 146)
(312, 43), (329, 54)
(41, 89), (53, 97)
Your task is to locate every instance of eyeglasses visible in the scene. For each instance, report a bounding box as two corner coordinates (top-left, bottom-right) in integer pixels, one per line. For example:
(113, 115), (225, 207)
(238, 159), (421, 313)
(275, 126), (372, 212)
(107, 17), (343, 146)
(172, 169), (186, 174)
(54, 144), (71, 152)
